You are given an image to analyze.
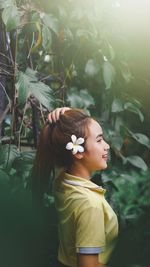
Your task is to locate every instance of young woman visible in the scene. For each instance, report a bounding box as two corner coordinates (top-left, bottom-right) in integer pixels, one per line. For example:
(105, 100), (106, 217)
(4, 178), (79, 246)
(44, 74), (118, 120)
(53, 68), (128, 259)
(32, 108), (118, 267)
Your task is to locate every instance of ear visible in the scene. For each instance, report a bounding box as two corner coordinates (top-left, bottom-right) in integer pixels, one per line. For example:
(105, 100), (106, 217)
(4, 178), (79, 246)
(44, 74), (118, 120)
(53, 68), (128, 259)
(73, 152), (84, 160)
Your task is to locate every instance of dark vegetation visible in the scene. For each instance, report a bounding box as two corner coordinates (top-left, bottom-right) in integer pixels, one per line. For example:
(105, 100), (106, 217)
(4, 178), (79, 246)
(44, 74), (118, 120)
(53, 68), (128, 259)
(0, 0), (150, 266)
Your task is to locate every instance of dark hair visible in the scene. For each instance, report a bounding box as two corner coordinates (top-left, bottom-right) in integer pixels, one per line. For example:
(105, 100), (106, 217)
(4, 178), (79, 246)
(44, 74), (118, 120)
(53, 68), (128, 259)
(31, 109), (91, 204)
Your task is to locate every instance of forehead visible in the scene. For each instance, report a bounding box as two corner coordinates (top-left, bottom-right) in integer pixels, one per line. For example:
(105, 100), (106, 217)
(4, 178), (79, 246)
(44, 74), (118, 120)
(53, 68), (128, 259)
(87, 119), (103, 137)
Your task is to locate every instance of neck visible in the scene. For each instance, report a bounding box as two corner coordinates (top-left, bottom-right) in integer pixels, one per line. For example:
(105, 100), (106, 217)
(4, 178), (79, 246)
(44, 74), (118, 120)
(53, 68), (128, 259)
(67, 161), (91, 180)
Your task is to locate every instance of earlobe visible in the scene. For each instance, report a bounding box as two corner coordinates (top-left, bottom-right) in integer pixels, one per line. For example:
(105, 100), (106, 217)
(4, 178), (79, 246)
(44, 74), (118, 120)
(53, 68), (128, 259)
(74, 153), (84, 160)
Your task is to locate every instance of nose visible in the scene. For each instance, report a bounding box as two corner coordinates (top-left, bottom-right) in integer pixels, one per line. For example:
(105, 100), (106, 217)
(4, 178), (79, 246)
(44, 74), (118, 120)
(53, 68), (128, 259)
(104, 140), (110, 150)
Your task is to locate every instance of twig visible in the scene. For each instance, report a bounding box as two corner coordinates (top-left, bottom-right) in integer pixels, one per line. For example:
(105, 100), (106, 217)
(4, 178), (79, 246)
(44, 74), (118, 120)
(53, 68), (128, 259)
(39, 102), (46, 124)
(0, 71), (15, 77)
(27, 32), (35, 59)
(0, 81), (11, 104)
(11, 29), (18, 138)
(0, 103), (11, 125)
(0, 61), (14, 68)
(0, 67), (14, 76)
(6, 32), (15, 67)
(0, 52), (11, 61)
(18, 101), (28, 150)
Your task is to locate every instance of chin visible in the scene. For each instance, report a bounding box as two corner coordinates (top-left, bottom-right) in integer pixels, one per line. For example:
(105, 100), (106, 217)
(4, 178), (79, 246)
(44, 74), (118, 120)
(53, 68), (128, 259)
(101, 163), (108, 170)
(95, 165), (107, 171)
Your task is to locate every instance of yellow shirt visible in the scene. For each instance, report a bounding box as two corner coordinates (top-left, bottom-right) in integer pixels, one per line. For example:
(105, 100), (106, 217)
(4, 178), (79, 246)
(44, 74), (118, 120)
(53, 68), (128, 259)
(54, 172), (118, 267)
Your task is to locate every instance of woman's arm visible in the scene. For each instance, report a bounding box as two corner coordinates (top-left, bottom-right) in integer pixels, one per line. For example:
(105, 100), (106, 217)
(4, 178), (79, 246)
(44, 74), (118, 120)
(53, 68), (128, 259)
(77, 254), (106, 267)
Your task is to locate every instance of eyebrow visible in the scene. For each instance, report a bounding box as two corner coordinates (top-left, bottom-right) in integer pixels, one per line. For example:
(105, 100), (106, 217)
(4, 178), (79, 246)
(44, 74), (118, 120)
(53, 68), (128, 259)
(96, 134), (103, 139)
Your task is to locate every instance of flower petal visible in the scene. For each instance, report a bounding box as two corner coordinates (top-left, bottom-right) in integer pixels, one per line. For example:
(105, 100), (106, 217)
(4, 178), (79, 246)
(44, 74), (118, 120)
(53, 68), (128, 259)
(77, 145), (84, 153)
(72, 146), (78, 155)
(71, 135), (77, 143)
(76, 137), (84, 145)
(66, 142), (73, 150)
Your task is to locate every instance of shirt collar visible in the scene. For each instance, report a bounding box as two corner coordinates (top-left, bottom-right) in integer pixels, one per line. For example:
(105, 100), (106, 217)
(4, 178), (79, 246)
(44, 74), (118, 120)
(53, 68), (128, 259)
(62, 172), (106, 194)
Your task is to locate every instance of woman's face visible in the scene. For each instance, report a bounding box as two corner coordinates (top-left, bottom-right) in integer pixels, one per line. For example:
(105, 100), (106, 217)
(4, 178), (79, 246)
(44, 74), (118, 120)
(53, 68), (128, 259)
(82, 119), (110, 173)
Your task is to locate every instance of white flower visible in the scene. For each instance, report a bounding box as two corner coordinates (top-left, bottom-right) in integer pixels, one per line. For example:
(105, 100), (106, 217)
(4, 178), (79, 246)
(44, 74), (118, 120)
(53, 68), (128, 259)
(40, 12), (45, 19)
(103, 55), (108, 62)
(44, 55), (51, 62)
(39, 50), (43, 56)
(66, 135), (84, 155)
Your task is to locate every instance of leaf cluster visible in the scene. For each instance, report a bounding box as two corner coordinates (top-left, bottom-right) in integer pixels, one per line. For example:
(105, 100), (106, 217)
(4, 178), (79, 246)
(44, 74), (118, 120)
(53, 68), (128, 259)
(0, 0), (149, 170)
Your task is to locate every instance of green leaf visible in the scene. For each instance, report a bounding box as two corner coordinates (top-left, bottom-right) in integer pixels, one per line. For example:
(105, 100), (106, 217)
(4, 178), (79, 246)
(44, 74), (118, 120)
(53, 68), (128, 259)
(80, 90), (95, 107)
(0, 169), (9, 184)
(124, 102), (144, 122)
(31, 12), (41, 23)
(128, 130), (150, 149)
(2, 5), (21, 31)
(120, 61), (133, 83)
(42, 13), (59, 35)
(0, 0), (13, 9)
(133, 133), (150, 149)
(44, 193), (54, 207)
(120, 173), (137, 182)
(0, 144), (19, 171)
(25, 68), (37, 81)
(111, 136), (124, 151)
(114, 116), (124, 132)
(131, 99), (142, 110)
(108, 43), (115, 60)
(13, 151), (35, 175)
(16, 73), (28, 105)
(111, 99), (124, 113)
(16, 68), (54, 110)
(103, 61), (115, 89)
(42, 24), (52, 49)
(68, 88), (83, 108)
(67, 87), (94, 109)
(121, 68), (133, 83)
(76, 29), (95, 39)
(85, 59), (99, 76)
(124, 156), (148, 171)
(64, 27), (73, 40)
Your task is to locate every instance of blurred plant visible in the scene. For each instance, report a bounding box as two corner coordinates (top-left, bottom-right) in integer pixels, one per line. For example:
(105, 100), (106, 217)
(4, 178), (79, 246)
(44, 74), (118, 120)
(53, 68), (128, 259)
(0, 0), (149, 170)
(0, 143), (35, 191)
(102, 169), (150, 218)
(0, 1), (150, 266)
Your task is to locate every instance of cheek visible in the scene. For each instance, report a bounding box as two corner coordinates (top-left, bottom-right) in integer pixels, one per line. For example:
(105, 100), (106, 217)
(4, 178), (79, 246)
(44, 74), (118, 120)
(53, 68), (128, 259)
(85, 143), (103, 156)
(94, 144), (103, 153)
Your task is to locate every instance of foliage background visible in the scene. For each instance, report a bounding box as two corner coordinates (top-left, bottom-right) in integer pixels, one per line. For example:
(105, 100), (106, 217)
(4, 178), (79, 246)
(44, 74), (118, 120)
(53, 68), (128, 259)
(0, 0), (150, 266)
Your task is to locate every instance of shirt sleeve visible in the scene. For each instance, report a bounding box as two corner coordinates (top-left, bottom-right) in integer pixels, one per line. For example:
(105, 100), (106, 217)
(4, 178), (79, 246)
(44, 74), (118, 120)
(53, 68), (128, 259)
(75, 203), (106, 254)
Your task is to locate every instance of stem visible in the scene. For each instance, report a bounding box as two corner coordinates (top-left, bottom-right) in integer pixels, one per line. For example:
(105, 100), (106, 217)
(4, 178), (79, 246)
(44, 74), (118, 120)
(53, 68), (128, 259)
(0, 104), (11, 125)
(30, 98), (39, 148)
(0, 11), (8, 137)
(0, 81), (11, 104)
(18, 101), (28, 150)
(27, 32), (35, 59)
(11, 29), (18, 142)
(39, 103), (46, 124)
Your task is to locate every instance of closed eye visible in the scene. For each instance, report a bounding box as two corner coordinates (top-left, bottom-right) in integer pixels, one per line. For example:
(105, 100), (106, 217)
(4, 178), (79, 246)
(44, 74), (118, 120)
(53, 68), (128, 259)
(96, 133), (103, 143)
(97, 138), (103, 143)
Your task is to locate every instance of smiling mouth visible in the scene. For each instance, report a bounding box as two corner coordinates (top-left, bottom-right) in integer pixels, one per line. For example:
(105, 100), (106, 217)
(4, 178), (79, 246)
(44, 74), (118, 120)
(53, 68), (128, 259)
(102, 154), (108, 160)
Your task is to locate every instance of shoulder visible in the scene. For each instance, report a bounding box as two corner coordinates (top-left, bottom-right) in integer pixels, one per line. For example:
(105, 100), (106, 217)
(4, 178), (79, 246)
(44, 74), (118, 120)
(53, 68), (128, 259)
(54, 173), (104, 209)
(68, 186), (104, 216)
